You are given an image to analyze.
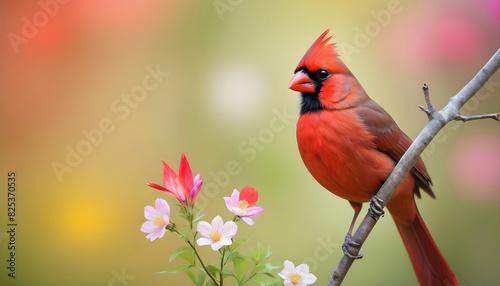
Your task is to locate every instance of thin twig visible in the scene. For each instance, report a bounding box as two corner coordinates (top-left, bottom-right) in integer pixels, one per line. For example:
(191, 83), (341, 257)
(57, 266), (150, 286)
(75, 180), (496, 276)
(422, 83), (436, 113)
(328, 48), (500, 286)
(418, 104), (431, 116)
(454, 113), (500, 122)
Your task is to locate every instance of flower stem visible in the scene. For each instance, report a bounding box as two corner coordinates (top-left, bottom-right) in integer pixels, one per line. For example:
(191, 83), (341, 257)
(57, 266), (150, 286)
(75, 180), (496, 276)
(186, 204), (194, 230)
(186, 240), (219, 286)
(220, 247), (227, 286)
(171, 227), (218, 286)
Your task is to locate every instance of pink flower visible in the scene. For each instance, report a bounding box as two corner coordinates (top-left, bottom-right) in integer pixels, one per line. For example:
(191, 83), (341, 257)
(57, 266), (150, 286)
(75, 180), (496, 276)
(148, 153), (202, 207)
(224, 186), (264, 225)
(140, 198), (171, 241)
(196, 216), (237, 251)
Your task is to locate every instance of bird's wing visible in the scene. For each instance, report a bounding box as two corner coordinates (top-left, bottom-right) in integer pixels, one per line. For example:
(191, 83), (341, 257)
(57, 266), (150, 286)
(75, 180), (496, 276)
(355, 99), (434, 199)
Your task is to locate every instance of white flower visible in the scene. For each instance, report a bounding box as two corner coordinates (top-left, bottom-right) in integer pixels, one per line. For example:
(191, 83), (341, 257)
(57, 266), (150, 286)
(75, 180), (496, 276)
(196, 216), (237, 251)
(278, 260), (317, 286)
(140, 198), (171, 241)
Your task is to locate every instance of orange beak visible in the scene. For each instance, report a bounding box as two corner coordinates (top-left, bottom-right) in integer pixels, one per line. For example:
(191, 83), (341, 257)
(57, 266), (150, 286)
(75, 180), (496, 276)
(289, 70), (315, 93)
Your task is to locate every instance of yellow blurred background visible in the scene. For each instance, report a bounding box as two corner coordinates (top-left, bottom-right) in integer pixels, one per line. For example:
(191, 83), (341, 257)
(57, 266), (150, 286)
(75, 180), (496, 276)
(1, 0), (499, 285)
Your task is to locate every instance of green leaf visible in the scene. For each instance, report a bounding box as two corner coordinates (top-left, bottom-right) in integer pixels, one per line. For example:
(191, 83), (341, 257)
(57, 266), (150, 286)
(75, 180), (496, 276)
(206, 265), (221, 277)
(252, 243), (272, 265)
(195, 271), (206, 286)
(229, 238), (249, 251)
(205, 279), (217, 286)
(233, 255), (250, 282)
(262, 272), (275, 278)
(267, 262), (281, 271)
(169, 245), (192, 262)
(221, 270), (237, 280)
(175, 204), (194, 223)
(185, 268), (197, 284)
(251, 243), (265, 264)
(156, 262), (192, 274)
(256, 262), (281, 274)
(248, 273), (268, 286)
(181, 247), (196, 265)
(250, 273), (282, 286)
(225, 251), (246, 264)
(177, 211), (190, 222)
(193, 208), (205, 223)
(261, 247), (272, 262)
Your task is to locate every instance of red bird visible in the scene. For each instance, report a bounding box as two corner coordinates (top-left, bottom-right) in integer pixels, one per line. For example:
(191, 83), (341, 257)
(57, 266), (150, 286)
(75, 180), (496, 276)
(289, 30), (458, 286)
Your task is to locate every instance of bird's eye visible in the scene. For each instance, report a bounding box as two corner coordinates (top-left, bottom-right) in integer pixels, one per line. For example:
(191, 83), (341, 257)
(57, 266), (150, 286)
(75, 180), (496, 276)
(317, 69), (329, 80)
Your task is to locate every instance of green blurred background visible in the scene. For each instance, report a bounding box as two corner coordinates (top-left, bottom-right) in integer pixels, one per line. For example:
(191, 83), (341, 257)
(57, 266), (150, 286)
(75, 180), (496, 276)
(1, 0), (500, 285)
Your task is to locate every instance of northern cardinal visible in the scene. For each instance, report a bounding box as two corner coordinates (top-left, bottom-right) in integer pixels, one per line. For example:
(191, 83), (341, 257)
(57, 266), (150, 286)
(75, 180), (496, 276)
(289, 30), (458, 286)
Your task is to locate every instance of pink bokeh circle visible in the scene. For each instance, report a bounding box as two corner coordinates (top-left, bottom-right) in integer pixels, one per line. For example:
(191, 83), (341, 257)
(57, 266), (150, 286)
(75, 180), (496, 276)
(449, 133), (500, 202)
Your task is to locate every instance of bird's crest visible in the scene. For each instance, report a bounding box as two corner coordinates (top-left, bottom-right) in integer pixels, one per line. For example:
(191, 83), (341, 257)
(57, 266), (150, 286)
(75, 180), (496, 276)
(295, 29), (345, 74)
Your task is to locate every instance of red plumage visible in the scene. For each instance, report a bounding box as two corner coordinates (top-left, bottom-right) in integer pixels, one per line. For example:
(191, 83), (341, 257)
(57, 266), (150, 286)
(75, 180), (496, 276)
(289, 29), (458, 285)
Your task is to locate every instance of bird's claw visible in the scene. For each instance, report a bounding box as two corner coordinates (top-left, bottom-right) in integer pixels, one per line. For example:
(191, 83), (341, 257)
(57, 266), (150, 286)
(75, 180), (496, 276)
(342, 233), (363, 260)
(368, 195), (385, 221)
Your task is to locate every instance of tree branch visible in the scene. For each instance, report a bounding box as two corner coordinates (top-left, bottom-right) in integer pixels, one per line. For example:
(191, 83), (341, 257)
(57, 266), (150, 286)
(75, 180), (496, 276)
(328, 48), (500, 286)
(418, 82), (436, 116)
(453, 113), (500, 122)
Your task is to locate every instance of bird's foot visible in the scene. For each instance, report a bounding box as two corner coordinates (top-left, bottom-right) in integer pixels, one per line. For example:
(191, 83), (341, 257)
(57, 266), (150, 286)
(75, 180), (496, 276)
(342, 233), (363, 260)
(368, 195), (385, 221)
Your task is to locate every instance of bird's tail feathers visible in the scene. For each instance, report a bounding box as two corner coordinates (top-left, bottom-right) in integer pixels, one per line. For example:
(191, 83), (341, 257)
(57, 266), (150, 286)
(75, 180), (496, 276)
(393, 209), (459, 286)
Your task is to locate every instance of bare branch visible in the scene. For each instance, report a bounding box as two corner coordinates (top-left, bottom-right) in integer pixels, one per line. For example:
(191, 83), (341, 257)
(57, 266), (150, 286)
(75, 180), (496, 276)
(422, 83), (436, 114)
(418, 105), (431, 116)
(454, 113), (500, 122)
(328, 48), (500, 286)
